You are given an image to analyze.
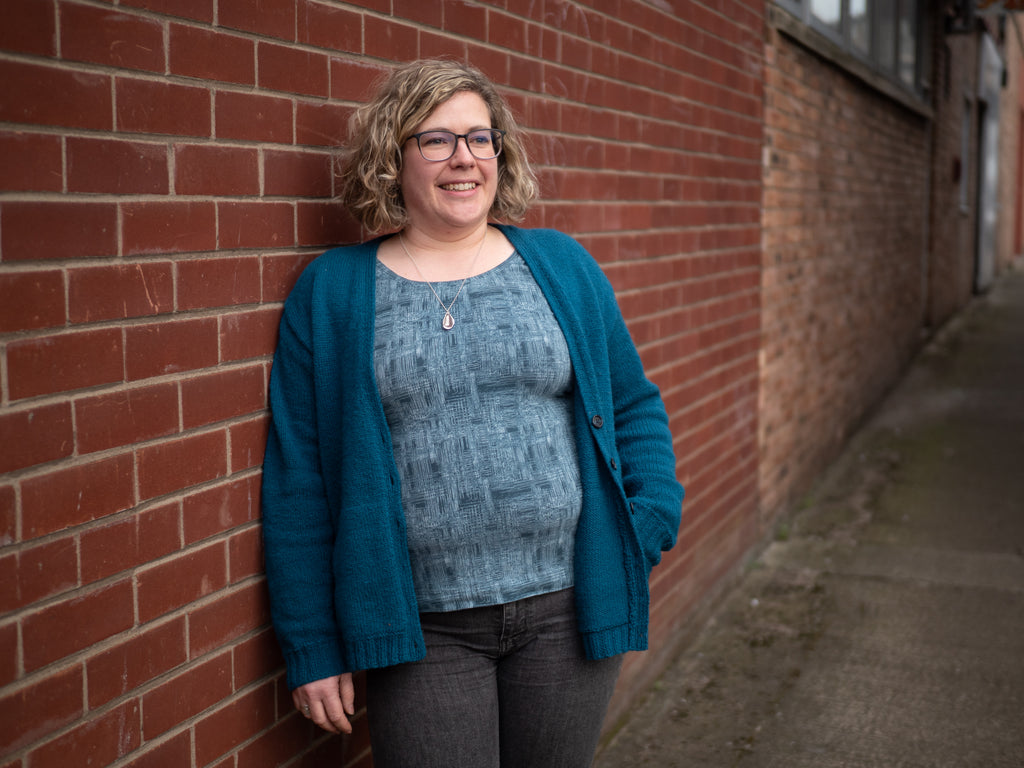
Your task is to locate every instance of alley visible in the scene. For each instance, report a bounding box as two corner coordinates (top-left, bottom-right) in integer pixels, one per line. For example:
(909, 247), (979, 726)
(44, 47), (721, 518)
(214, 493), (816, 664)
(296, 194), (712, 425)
(595, 261), (1024, 768)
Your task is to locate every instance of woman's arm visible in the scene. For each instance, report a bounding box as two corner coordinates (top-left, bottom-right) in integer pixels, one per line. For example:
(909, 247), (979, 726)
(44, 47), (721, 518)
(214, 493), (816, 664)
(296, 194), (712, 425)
(261, 272), (347, 689)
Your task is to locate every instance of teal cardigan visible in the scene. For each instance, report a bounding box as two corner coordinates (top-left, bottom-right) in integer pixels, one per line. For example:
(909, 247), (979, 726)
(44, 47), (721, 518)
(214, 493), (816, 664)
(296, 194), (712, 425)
(262, 225), (684, 690)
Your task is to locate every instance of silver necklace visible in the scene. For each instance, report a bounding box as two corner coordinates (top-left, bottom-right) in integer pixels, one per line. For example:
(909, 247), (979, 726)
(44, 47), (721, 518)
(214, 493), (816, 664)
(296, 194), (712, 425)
(398, 229), (487, 331)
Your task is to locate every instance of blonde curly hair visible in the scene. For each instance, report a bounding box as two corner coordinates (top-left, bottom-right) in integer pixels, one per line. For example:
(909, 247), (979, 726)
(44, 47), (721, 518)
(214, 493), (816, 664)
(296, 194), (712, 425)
(338, 59), (539, 233)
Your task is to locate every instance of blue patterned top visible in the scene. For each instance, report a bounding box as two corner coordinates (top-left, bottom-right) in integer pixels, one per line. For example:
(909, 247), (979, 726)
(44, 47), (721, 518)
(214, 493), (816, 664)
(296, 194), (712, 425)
(374, 252), (581, 612)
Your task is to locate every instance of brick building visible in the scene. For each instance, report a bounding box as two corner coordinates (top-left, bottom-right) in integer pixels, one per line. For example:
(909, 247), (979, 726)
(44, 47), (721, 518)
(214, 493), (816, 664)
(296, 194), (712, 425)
(760, 1), (1022, 525)
(0, 1), (1019, 767)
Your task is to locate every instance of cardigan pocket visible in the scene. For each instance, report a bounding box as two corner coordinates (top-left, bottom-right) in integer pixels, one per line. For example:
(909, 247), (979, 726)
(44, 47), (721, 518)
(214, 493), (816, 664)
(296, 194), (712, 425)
(624, 497), (671, 572)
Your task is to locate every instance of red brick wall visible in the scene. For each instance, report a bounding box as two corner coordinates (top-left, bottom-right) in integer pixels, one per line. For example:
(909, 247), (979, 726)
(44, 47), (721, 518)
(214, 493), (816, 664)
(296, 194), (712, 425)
(0, 1), (764, 765)
(760, 21), (931, 519)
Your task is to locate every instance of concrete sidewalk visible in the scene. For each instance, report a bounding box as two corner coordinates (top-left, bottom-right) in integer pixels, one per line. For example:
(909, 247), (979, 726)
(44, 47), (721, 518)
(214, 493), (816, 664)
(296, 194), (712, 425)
(595, 261), (1024, 768)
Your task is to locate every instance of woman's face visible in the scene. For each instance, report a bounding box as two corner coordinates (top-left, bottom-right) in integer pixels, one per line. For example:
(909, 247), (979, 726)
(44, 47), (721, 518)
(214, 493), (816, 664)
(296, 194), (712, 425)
(399, 90), (499, 237)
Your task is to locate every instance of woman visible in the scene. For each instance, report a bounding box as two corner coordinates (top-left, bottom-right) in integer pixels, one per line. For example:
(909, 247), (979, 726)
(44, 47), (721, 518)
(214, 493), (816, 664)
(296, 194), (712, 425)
(261, 58), (684, 767)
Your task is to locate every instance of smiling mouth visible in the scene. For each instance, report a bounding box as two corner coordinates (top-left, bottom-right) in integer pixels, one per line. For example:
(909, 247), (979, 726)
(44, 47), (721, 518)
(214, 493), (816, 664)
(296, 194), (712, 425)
(440, 182), (478, 191)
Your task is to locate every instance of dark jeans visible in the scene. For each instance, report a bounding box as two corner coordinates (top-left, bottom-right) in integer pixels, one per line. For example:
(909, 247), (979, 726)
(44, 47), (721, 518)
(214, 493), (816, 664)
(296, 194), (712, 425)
(366, 588), (623, 768)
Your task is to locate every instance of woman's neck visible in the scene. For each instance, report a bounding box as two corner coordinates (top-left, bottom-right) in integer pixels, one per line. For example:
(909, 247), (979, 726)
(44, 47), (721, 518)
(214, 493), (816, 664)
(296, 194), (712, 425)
(394, 223), (493, 281)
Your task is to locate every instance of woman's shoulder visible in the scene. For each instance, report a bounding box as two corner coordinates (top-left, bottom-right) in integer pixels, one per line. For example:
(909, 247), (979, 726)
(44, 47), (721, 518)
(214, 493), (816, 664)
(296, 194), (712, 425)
(291, 238), (382, 290)
(310, 238), (382, 272)
(497, 225), (599, 276)
(498, 224), (586, 254)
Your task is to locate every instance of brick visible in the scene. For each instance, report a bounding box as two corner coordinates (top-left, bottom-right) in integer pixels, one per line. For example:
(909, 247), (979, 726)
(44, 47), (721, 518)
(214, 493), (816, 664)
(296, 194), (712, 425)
(419, 28), (467, 61)
(176, 256), (261, 310)
(0, 201), (117, 261)
(188, 582), (268, 658)
(28, 699), (142, 767)
(215, 90), (293, 143)
(137, 541), (228, 623)
(462, 41), (508, 86)
(0, 535), (78, 614)
(141, 651), (232, 739)
(0, 621), (17, 687)
(221, 307), (280, 362)
(169, 23), (255, 85)
(363, 16), (419, 62)
(296, 200), (361, 246)
(117, 730), (191, 768)
(394, 0), (441, 26)
(181, 365), (265, 429)
(136, 430), (228, 502)
(0, 131), (62, 192)
(182, 474), (260, 544)
(80, 502), (181, 584)
(0, 270), (65, 332)
(218, 201), (295, 250)
(125, 317), (219, 381)
(0, 59), (112, 131)
(0, 665), (83, 754)
(21, 453), (135, 538)
(344, 0), (387, 10)
(258, 42), (329, 98)
(219, 0), (296, 39)
(228, 523), (263, 583)
(66, 136), (169, 194)
(86, 618), (186, 708)
(61, 3), (165, 73)
(122, 200), (216, 255)
(75, 382), (179, 455)
(0, 486), (14, 546)
(23, 580), (134, 672)
(0, 0), (57, 55)
(263, 148), (331, 197)
(174, 144), (260, 196)
(194, 682), (276, 766)
(442, 0), (487, 41)
(295, 99), (350, 147)
(230, 416), (269, 472)
(0, 557), (15, 615)
(297, 1), (361, 52)
(68, 262), (174, 324)
(487, 8), (527, 51)
(120, 0), (213, 23)
(116, 78), (211, 137)
(261, 252), (316, 301)
(232, 628), (282, 691)
(329, 57), (388, 102)
(7, 328), (123, 401)
(0, 403), (73, 474)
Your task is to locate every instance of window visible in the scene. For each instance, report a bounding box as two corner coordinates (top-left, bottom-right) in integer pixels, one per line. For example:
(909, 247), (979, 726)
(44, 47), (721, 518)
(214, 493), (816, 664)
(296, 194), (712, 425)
(811, 0), (841, 34)
(877, 3), (896, 73)
(897, 0), (918, 87)
(850, 0), (869, 54)
(775, 0), (931, 100)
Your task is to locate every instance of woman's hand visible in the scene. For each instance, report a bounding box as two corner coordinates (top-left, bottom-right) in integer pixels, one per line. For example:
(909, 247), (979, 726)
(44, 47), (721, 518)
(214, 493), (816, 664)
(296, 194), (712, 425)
(293, 673), (356, 734)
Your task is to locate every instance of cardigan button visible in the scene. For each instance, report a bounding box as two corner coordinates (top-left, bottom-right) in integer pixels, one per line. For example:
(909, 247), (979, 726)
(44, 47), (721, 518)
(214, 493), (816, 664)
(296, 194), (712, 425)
(629, 502), (636, 515)
(610, 459), (618, 470)
(591, 414), (604, 428)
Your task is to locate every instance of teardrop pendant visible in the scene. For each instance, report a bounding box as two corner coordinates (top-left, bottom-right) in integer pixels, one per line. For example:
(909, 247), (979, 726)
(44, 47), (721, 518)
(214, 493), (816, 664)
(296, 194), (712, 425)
(442, 311), (455, 330)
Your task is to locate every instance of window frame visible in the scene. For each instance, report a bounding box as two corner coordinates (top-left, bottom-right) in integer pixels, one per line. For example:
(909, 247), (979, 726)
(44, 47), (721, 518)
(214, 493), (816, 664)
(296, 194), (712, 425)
(773, 0), (932, 110)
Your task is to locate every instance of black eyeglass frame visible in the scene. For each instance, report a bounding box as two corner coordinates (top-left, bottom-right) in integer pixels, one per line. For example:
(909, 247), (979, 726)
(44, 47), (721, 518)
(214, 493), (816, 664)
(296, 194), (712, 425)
(406, 129), (506, 162)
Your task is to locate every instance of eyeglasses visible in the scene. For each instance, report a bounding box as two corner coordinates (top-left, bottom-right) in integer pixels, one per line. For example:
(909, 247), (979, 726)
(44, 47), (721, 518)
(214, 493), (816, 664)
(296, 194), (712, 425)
(407, 129), (505, 162)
